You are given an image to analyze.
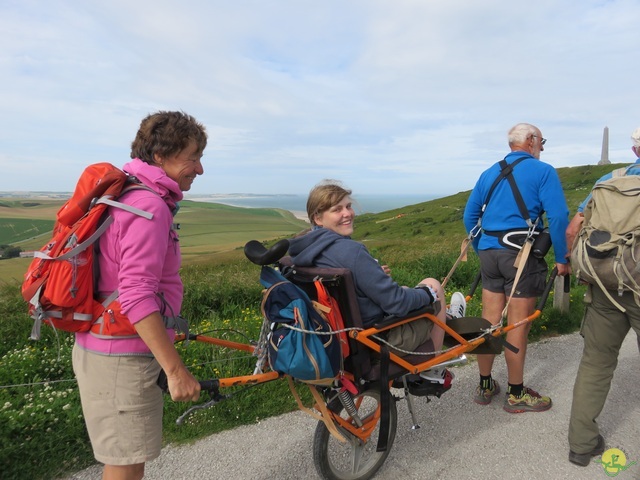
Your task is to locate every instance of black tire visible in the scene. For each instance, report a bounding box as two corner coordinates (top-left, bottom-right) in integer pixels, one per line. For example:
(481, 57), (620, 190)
(312, 388), (397, 480)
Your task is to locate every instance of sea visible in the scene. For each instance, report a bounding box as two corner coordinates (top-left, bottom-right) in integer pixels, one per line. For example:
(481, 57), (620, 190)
(186, 193), (437, 220)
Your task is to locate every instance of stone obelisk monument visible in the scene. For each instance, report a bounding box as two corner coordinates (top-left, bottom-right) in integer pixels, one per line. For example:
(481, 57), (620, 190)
(598, 126), (611, 165)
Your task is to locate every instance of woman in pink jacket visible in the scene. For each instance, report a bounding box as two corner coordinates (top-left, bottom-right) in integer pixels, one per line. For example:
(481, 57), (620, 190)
(73, 111), (207, 480)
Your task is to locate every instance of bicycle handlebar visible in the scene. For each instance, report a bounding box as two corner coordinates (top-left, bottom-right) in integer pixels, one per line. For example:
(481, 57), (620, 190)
(157, 370), (219, 397)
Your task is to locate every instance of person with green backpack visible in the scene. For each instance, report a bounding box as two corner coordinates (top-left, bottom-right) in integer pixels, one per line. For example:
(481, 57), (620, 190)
(566, 126), (640, 467)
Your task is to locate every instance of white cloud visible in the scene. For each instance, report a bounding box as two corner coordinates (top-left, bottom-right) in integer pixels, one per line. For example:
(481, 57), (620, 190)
(1, 0), (639, 196)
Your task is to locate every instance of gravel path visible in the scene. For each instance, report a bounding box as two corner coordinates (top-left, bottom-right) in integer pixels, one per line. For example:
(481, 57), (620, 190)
(64, 331), (640, 480)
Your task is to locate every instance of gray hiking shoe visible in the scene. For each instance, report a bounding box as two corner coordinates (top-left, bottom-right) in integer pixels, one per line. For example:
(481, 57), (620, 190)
(473, 379), (500, 405)
(503, 386), (552, 413)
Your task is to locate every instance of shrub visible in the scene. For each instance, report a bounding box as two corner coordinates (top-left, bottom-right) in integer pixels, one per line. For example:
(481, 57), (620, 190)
(0, 334), (92, 480)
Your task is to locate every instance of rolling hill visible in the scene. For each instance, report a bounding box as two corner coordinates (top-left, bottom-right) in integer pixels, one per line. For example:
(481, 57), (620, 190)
(0, 162), (627, 282)
(348, 163), (627, 263)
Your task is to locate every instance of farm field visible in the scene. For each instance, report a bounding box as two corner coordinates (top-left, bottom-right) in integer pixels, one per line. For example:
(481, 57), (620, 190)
(0, 199), (308, 284)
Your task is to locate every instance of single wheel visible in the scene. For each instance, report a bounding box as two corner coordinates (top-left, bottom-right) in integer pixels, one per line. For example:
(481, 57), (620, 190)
(312, 388), (397, 480)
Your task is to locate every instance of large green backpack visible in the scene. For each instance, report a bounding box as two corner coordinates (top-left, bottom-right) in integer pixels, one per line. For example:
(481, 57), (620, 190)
(571, 167), (640, 311)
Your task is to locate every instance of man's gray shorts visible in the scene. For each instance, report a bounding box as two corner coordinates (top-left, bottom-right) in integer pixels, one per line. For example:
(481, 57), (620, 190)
(478, 248), (548, 297)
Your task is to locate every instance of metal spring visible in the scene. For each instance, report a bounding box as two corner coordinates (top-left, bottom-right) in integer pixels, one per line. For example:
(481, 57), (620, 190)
(338, 389), (363, 427)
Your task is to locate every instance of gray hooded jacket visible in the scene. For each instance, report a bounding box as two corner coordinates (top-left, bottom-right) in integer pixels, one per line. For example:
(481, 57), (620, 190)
(288, 228), (432, 326)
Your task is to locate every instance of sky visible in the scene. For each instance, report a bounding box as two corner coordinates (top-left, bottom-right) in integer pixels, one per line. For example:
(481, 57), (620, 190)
(2, 0), (639, 197)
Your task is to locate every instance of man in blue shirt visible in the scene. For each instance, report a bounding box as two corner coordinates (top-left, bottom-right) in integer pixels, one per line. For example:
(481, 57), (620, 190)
(566, 127), (640, 466)
(464, 123), (570, 413)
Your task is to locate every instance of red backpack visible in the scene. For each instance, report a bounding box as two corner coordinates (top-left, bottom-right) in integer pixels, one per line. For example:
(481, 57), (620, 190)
(22, 163), (153, 340)
(313, 279), (350, 358)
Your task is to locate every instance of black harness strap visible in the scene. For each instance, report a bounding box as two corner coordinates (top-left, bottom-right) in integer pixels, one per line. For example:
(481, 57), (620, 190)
(499, 159), (533, 225)
(376, 345), (390, 452)
(482, 156), (527, 216)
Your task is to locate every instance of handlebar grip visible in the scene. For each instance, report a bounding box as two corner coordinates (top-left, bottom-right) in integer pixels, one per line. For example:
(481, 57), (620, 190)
(536, 266), (558, 311)
(157, 370), (168, 393)
(158, 371), (219, 396)
(468, 271), (482, 298)
(199, 380), (218, 394)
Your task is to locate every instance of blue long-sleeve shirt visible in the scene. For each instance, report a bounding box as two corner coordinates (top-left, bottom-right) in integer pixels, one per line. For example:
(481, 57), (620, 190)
(463, 151), (569, 264)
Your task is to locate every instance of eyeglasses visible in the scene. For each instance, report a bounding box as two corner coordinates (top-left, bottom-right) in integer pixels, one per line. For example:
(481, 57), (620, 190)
(532, 135), (547, 146)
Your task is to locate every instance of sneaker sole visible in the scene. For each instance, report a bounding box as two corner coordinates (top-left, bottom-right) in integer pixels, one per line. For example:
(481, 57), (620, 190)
(503, 401), (552, 414)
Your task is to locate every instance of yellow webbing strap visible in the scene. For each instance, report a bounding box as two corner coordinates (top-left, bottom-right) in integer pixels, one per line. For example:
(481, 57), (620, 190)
(502, 239), (533, 319)
(286, 376), (347, 443)
(442, 237), (473, 289)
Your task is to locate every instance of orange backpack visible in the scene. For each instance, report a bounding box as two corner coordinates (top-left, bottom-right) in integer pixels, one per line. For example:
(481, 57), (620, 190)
(22, 163), (154, 340)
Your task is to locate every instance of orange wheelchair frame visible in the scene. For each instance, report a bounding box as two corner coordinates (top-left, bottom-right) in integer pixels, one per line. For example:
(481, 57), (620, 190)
(168, 240), (558, 480)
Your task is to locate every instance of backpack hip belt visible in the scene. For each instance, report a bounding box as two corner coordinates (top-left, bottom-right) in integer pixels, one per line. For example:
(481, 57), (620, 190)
(90, 291), (189, 339)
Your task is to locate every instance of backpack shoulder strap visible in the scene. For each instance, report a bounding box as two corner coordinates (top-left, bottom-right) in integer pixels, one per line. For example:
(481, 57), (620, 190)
(96, 197), (154, 220)
(612, 164), (640, 178)
(612, 167), (629, 178)
(96, 181), (156, 220)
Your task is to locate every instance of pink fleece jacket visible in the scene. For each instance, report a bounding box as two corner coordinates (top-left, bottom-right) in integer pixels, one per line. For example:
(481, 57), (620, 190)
(75, 159), (184, 355)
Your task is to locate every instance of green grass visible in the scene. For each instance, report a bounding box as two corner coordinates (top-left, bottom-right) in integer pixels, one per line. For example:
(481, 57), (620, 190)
(0, 163), (607, 479)
(0, 218), (55, 244)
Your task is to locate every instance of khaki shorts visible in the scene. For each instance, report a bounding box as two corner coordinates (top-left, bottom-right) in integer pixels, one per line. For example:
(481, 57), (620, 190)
(72, 344), (163, 465)
(386, 318), (433, 355)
